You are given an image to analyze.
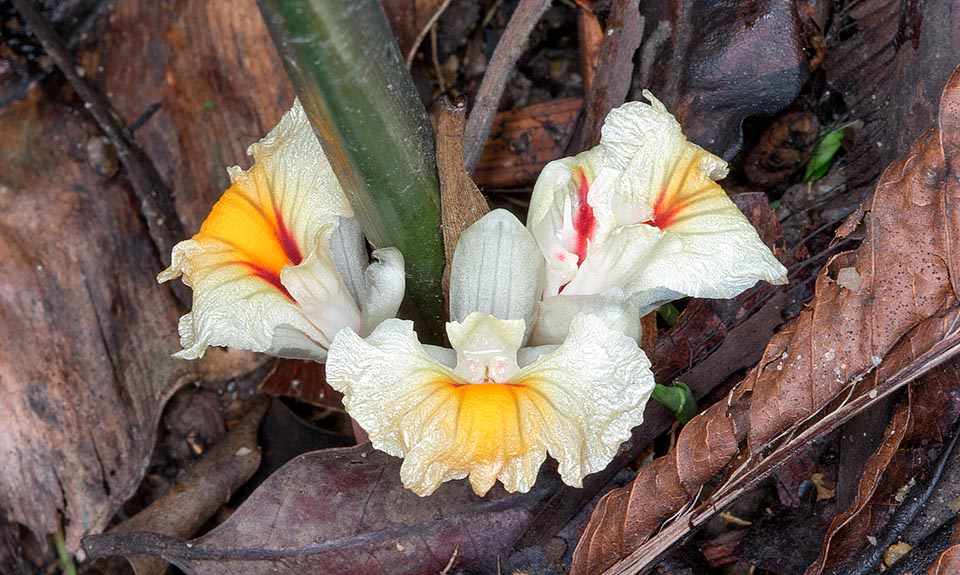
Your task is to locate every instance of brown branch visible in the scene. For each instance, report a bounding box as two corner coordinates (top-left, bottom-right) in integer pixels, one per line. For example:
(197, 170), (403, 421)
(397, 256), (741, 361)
(463, 0), (552, 172)
(404, 0), (456, 68)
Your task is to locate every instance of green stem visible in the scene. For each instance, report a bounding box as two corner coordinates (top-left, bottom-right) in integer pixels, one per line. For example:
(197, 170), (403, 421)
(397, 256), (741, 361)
(54, 530), (77, 575)
(651, 381), (698, 424)
(257, 0), (446, 341)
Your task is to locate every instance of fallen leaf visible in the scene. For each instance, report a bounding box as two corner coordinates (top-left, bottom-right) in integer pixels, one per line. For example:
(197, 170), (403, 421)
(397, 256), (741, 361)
(473, 97), (582, 189)
(637, 0), (809, 160)
(570, 63), (960, 574)
(807, 367), (960, 573)
(822, 0), (960, 210)
(84, 444), (563, 575)
(928, 517), (960, 575)
(259, 359), (344, 410)
(380, 0), (446, 59)
(883, 541), (912, 568)
(0, 0), (290, 552)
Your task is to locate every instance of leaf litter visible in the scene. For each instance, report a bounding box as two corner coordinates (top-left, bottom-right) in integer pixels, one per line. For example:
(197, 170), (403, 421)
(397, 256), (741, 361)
(5, 0), (960, 574)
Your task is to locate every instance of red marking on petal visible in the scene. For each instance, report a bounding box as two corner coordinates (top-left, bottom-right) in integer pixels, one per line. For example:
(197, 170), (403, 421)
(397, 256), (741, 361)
(275, 212), (303, 266)
(645, 189), (686, 230)
(572, 168), (596, 267)
(241, 261), (295, 301)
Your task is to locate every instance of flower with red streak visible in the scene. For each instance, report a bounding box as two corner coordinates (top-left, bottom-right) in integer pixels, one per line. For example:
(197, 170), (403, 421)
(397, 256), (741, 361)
(159, 100), (405, 361)
(526, 91), (787, 344)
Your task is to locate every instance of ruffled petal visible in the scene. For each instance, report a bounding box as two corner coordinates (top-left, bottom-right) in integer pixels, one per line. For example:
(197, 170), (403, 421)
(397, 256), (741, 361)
(326, 313), (654, 496)
(449, 209), (544, 338)
(359, 247), (406, 336)
(528, 91), (787, 305)
(513, 313), (653, 487)
(158, 100), (360, 359)
(160, 234), (335, 360)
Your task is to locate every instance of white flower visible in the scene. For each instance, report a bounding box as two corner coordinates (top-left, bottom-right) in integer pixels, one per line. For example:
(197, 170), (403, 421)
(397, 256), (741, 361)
(527, 91), (787, 343)
(158, 100), (404, 362)
(327, 210), (655, 496)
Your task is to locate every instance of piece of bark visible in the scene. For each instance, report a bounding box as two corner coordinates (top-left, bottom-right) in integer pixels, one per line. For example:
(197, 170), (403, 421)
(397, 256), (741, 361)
(0, 0), (287, 552)
(577, 7), (603, 95)
(579, 0), (643, 150)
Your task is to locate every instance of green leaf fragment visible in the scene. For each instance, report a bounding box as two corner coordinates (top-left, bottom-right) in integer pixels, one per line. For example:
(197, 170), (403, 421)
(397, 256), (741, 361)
(657, 302), (681, 327)
(804, 128), (844, 182)
(651, 381), (698, 424)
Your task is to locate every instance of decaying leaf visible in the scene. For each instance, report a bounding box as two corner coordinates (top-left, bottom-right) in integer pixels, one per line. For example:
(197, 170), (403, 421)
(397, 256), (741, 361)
(570, 63), (960, 574)
(84, 444), (563, 575)
(0, 0), (289, 552)
(808, 367), (960, 573)
(928, 517), (960, 575)
(636, 0), (809, 160)
(823, 0), (960, 208)
(473, 97), (582, 189)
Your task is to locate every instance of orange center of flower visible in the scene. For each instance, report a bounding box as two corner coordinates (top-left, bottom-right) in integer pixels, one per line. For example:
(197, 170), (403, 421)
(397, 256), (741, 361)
(198, 183), (304, 299)
(427, 380), (553, 466)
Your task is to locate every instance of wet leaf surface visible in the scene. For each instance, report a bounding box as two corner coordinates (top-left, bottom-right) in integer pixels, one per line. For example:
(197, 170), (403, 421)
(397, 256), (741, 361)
(84, 444), (563, 575)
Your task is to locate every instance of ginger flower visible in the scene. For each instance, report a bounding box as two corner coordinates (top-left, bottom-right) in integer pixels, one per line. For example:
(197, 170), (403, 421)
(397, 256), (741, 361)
(159, 100), (404, 362)
(527, 91), (787, 343)
(327, 210), (655, 496)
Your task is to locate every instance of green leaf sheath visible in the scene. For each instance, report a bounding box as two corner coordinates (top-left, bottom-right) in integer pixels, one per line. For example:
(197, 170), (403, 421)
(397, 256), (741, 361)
(257, 0), (446, 341)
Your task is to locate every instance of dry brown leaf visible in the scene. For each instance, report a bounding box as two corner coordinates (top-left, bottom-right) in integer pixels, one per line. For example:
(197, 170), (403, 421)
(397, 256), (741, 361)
(823, 0), (960, 210)
(84, 444), (562, 575)
(473, 97), (582, 189)
(570, 63), (960, 575)
(807, 367), (960, 573)
(437, 99), (489, 305)
(380, 0), (445, 60)
(927, 517), (960, 575)
(259, 359), (343, 410)
(0, 0), (289, 552)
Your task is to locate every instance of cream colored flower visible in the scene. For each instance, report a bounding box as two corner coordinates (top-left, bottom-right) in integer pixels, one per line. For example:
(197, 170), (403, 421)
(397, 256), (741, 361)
(327, 210), (655, 496)
(527, 91), (787, 342)
(158, 100), (404, 362)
